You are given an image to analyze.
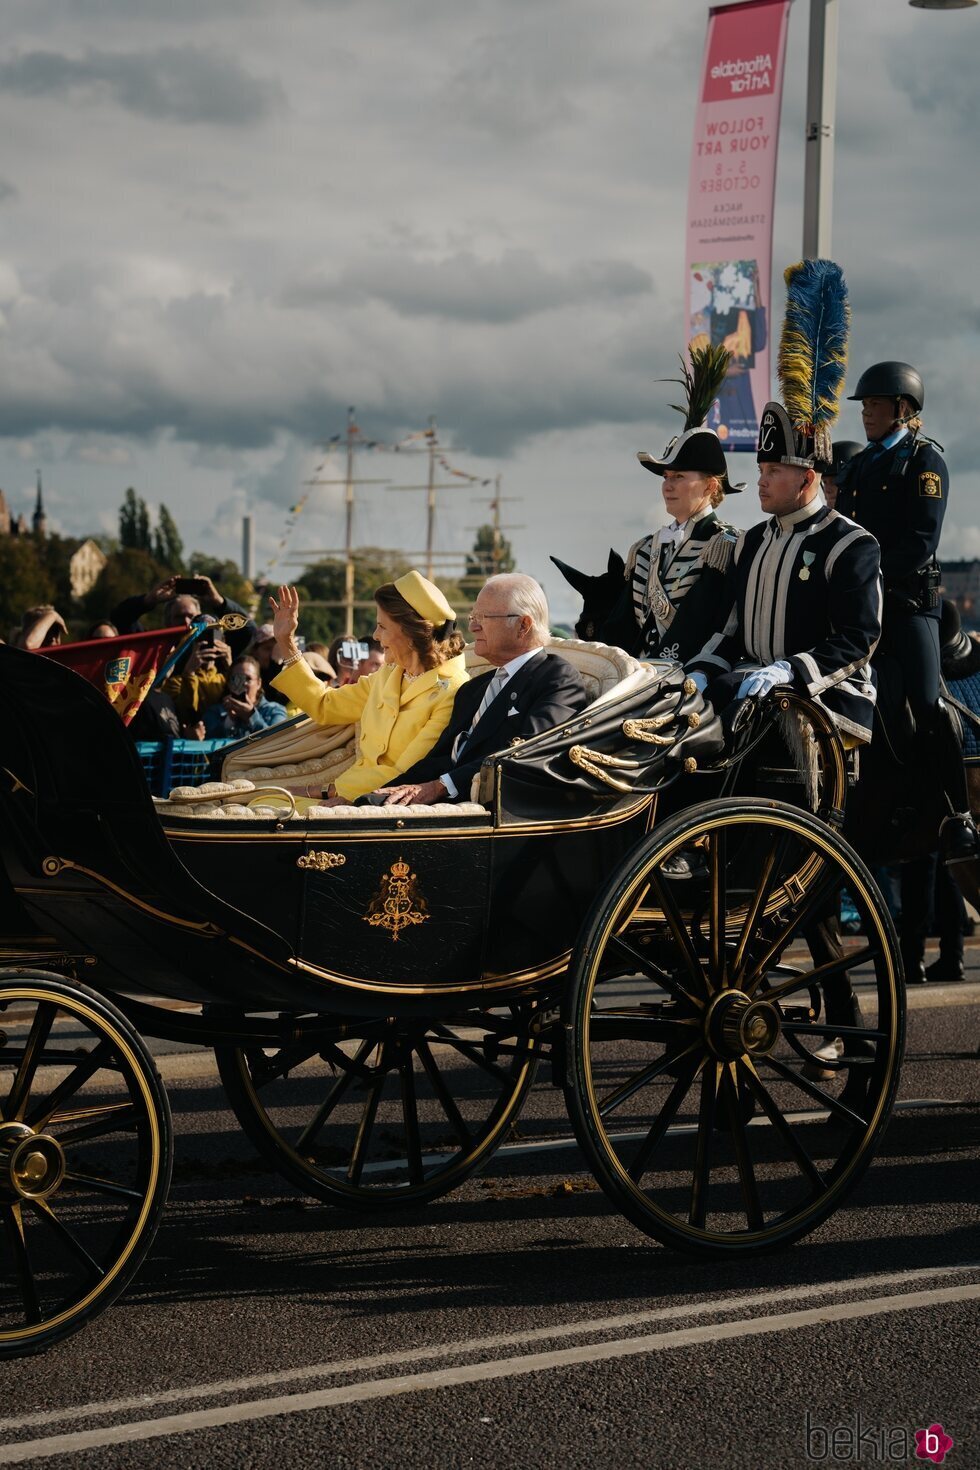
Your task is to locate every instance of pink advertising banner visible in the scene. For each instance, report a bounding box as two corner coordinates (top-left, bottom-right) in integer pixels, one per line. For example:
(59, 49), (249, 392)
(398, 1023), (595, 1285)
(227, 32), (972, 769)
(685, 0), (791, 451)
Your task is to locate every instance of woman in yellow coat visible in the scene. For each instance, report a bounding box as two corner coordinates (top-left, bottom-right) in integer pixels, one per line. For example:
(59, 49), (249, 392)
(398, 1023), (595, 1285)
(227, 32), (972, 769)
(269, 570), (468, 804)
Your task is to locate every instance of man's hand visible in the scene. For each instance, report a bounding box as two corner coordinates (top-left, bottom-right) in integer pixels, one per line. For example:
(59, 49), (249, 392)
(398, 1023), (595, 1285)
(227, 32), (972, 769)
(380, 780), (448, 806)
(195, 575), (222, 609)
(182, 720), (206, 742)
(736, 661), (793, 700)
(146, 576), (177, 608)
(213, 636), (233, 667)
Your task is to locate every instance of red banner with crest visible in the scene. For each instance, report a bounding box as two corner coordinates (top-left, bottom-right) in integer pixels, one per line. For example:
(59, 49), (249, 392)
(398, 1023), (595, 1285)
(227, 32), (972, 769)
(34, 627), (187, 725)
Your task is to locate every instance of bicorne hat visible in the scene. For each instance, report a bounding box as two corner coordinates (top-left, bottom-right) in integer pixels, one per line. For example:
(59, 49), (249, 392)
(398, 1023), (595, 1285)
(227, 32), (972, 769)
(757, 259), (850, 471)
(638, 343), (745, 492)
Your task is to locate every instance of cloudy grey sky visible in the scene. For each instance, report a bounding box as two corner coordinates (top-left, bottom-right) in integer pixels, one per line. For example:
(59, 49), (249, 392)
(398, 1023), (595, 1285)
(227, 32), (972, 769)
(1, 0), (978, 622)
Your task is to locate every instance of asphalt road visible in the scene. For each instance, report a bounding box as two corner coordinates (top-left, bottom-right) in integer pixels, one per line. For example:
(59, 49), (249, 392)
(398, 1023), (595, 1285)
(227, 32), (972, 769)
(2, 977), (978, 1470)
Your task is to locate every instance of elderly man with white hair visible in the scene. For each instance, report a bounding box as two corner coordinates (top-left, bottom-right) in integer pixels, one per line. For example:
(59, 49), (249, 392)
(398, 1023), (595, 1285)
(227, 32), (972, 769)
(379, 572), (589, 805)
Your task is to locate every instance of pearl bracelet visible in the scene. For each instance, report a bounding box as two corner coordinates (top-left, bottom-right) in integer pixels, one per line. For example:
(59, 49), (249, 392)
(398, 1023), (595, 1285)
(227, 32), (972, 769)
(280, 651), (304, 670)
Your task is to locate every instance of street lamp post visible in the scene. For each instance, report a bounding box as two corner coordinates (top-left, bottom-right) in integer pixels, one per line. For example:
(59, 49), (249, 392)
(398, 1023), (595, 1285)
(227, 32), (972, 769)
(801, 0), (976, 258)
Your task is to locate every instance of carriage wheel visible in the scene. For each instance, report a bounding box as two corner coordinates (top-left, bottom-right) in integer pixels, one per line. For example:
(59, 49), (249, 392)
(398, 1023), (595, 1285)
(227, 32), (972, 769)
(565, 798), (903, 1257)
(215, 1005), (538, 1208)
(0, 971), (172, 1357)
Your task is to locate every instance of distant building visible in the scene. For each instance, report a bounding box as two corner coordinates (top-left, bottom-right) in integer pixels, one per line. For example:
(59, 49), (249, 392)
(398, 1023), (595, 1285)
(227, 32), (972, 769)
(0, 489), (28, 537)
(940, 560), (980, 627)
(32, 471), (47, 538)
(69, 539), (108, 599)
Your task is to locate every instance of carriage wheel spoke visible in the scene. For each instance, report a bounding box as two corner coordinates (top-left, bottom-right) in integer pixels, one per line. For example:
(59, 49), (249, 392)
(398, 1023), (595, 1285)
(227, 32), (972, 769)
(732, 833), (791, 978)
(608, 936), (704, 1012)
(5, 1002), (57, 1121)
(25, 1040), (117, 1130)
(724, 1064), (763, 1231)
(626, 1056), (704, 1183)
(2, 1203), (42, 1324)
(759, 1053), (869, 1128)
(740, 865), (842, 994)
(54, 1103), (140, 1146)
(295, 1039), (374, 1151)
(347, 1048), (388, 1186)
(688, 1061), (721, 1228)
(398, 1047), (425, 1186)
(62, 1171), (143, 1202)
(598, 1041), (700, 1119)
(709, 830), (727, 986)
(751, 945), (880, 1004)
(428, 1026), (511, 1086)
(416, 1039), (473, 1151)
(28, 1198), (106, 1282)
(740, 1061), (827, 1191)
(647, 871), (709, 999)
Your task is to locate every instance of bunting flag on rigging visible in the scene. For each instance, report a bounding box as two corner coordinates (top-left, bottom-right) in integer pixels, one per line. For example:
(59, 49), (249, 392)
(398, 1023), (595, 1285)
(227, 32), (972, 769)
(33, 626), (185, 725)
(685, 0), (791, 452)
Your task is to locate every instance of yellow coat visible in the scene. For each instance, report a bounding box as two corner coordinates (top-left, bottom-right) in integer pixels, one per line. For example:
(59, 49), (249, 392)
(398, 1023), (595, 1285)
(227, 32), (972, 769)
(271, 655), (468, 800)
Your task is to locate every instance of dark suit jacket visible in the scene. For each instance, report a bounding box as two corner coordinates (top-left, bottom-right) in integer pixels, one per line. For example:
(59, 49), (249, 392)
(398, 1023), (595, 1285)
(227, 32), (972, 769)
(399, 649), (590, 799)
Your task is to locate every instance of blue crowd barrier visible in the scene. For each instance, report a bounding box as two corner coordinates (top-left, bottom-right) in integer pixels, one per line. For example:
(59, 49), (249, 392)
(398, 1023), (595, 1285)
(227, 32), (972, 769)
(135, 738), (238, 798)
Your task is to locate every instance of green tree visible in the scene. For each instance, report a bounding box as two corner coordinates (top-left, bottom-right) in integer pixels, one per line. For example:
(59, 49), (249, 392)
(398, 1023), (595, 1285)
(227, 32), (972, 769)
(119, 488), (153, 551)
(81, 547), (167, 625)
(464, 524), (515, 586)
(0, 539), (57, 638)
(153, 504), (184, 571)
(289, 549), (414, 644)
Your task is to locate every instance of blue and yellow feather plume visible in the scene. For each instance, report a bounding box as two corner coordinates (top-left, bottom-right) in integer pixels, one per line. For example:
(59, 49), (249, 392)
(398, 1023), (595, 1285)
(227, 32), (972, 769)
(778, 259), (850, 464)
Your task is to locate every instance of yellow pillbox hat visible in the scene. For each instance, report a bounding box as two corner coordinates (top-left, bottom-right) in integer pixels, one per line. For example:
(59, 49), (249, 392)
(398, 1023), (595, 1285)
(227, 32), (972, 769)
(394, 570), (456, 626)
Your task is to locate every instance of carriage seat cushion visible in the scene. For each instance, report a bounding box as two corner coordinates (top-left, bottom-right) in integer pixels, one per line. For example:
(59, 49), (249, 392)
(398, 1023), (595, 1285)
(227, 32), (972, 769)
(155, 780), (487, 820)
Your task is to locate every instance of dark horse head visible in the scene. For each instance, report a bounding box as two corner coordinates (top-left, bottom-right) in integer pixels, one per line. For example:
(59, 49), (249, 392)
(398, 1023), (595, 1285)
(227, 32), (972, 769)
(550, 550), (626, 643)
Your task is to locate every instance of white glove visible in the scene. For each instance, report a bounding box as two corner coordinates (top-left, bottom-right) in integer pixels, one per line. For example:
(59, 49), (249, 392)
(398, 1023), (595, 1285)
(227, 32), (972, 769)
(737, 660), (793, 700)
(687, 670), (709, 694)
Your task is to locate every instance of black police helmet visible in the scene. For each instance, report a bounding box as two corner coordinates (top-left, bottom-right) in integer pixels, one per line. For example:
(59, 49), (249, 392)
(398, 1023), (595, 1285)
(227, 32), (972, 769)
(828, 440), (863, 479)
(847, 362), (924, 414)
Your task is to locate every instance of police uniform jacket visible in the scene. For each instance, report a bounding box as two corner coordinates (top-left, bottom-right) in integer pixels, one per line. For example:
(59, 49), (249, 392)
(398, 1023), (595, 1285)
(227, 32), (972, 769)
(272, 654), (468, 801)
(625, 508), (738, 662)
(836, 431), (947, 613)
(689, 501), (882, 743)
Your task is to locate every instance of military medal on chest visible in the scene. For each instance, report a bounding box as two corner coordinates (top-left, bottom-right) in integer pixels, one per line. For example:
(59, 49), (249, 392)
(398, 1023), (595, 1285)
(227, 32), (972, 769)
(799, 550), (816, 582)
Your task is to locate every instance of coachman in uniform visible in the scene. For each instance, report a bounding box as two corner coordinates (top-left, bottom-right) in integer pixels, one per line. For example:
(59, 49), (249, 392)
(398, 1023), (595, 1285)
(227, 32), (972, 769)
(688, 261), (881, 750)
(835, 361), (978, 864)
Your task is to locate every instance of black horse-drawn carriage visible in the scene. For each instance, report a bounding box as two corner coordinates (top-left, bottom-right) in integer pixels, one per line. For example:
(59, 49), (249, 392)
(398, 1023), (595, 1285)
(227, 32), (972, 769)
(0, 640), (903, 1357)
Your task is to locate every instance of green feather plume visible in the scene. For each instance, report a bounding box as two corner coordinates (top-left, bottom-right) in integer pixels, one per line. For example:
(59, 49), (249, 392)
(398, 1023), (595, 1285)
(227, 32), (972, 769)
(668, 343), (732, 430)
(778, 259), (850, 463)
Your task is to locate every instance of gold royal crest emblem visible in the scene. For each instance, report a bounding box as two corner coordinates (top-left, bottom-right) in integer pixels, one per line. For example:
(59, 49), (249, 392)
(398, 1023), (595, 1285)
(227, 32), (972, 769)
(919, 471), (942, 499)
(364, 856), (429, 942)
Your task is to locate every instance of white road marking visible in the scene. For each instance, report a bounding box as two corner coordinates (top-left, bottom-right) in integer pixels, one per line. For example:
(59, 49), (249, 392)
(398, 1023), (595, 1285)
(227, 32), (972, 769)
(1, 1282), (977, 1464)
(1, 1264), (977, 1446)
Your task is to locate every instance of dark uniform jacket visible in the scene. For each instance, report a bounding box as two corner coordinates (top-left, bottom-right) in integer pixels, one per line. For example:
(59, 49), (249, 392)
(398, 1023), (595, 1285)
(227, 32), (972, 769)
(835, 432), (947, 614)
(398, 649), (590, 800)
(689, 502), (882, 744)
(597, 512), (736, 662)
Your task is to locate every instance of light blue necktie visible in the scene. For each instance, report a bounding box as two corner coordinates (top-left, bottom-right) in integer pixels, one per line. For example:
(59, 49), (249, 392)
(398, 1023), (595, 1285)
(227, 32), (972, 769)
(453, 668), (507, 760)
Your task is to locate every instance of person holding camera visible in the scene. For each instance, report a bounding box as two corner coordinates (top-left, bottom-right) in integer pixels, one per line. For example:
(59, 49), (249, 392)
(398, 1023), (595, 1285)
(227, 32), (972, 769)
(201, 656), (289, 740)
(161, 619), (233, 721)
(269, 571), (468, 804)
(111, 573), (254, 658)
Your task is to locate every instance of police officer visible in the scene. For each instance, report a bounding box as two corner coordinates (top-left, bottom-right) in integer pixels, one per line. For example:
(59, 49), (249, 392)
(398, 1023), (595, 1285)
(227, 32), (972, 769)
(835, 362), (977, 865)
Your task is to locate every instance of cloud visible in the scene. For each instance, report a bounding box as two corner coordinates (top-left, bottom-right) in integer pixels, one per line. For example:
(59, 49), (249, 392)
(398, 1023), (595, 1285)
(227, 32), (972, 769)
(0, 47), (283, 125)
(283, 247), (653, 323)
(0, 178), (16, 204)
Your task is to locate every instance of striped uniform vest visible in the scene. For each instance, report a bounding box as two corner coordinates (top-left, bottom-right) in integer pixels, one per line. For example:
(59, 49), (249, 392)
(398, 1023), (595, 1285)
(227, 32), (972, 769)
(628, 511), (729, 656)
